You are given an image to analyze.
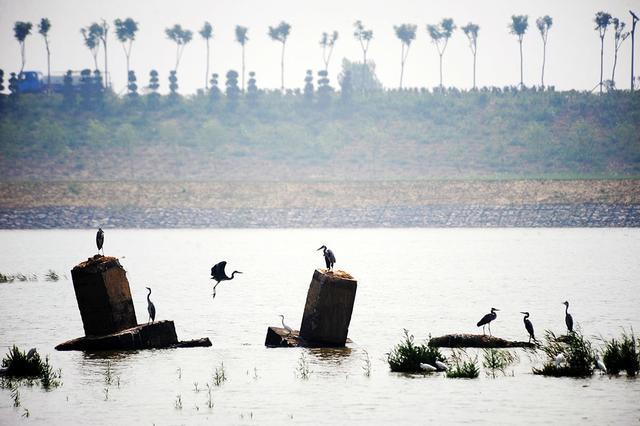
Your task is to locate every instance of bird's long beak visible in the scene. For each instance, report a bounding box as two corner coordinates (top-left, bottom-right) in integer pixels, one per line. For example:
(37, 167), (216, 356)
(316, 247), (323, 251)
(520, 312), (526, 314)
(236, 271), (243, 274)
(494, 308), (500, 311)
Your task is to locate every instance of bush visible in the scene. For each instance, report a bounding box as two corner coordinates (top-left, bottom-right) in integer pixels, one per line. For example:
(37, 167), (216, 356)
(533, 330), (596, 377)
(446, 349), (480, 379)
(387, 329), (446, 373)
(603, 330), (639, 376)
(482, 348), (517, 378)
(0, 346), (61, 389)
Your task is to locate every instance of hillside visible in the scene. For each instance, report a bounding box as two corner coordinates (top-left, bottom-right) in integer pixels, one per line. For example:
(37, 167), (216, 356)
(0, 88), (639, 181)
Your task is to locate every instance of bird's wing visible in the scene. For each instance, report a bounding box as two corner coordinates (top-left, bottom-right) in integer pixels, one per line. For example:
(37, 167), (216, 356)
(477, 313), (491, 326)
(328, 250), (336, 263)
(212, 261), (227, 279)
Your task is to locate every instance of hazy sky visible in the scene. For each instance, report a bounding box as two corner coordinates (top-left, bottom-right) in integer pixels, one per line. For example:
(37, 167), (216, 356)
(0, 0), (637, 93)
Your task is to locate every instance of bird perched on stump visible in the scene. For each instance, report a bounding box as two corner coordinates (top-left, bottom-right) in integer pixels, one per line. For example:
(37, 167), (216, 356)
(477, 307), (499, 336)
(562, 301), (573, 333)
(210, 261), (242, 299)
(521, 311), (535, 343)
(96, 228), (104, 255)
(317, 245), (336, 270)
(279, 314), (293, 336)
(146, 287), (156, 324)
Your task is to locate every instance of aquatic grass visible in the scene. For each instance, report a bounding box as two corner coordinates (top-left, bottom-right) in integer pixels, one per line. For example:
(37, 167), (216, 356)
(45, 270), (59, 281)
(297, 352), (310, 380)
(446, 349), (480, 379)
(103, 387), (109, 401)
(1, 345), (60, 388)
(11, 383), (20, 407)
(176, 367), (182, 379)
(22, 408), (29, 418)
(387, 329), (446, 373)
(205, 383), (213, 408)
(103, 362), (113, 386)
(362, 349), (372, 377)
(193, 382), (199, 392)
(40, 356), (61, 389)
(533, 330), (596, 377)
(213, 362), (227, 386)
(602, 329), (639, 376)
(482, 348), (518, 378)
(175, 394), (182, 409)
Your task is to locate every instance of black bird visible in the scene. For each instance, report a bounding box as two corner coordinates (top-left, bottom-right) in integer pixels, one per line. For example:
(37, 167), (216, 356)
(96, 228), (104, 255)
(521, 312), (535, 343)
(146, 287), (156, 324)
(563, 301), (573, 333)
(317, 245), (336, 270)
(477, 307), (499, 336)
(210, 261), (242, 299)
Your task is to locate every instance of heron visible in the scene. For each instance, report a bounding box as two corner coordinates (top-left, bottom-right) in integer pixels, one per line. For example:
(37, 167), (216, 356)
(435, 360), (448, 371)
(279, 314), (293, 336)
(477, 308), (499, 336)
(521, 312), (535, 343)
(317, 245), (336, 270)
(96, 228), (104, 255)
(419, 363), (437, 373)
(26, 348), (38, 360)
(562, 301), (573, 333)
(210, 261), (242, 299)
(595, 357), (607, 374)
(146, 287), (156, 324)
(554, 353), (566, 368)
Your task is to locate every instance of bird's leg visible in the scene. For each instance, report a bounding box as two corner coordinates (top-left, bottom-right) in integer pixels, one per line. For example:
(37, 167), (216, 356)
(488, 323), (492, 336)
(482, 325), (485, 336)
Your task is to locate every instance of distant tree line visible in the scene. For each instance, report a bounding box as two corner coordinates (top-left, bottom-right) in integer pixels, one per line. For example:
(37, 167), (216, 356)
(6, 10), (640, 95)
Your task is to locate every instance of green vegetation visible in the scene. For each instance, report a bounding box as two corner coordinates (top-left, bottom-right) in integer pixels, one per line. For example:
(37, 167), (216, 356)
(387, 329), (445, 373)
(1, 88), (638, 181)
(0, 345), (61, 389)
(602, 329), (639, 376)
(446, 349), (480, 379)
(482, 348), (518, 378)
(533, 330), (596, 377)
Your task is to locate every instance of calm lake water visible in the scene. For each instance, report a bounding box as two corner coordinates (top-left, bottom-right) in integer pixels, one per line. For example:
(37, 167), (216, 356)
(1, 229), (639, 425)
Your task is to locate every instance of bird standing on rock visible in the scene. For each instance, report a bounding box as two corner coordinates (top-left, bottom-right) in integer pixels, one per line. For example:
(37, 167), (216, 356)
(146, 287), (156, 324)
(210, 261), (243, 299)
(477, 307), (499, 336)
(521, 311), (535, 343)
(317, 245), (336, 270)
(279, 314), (293, 336)
(563, 301), (574, 333)
(96, 228), (104, 255)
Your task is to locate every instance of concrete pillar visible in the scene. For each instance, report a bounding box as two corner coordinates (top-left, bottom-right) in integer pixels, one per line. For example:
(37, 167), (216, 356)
(70, 255), (138, 336)
(299, 269), (357, 346)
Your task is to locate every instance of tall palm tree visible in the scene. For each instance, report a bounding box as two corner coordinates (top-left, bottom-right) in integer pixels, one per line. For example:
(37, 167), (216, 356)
(38, 18), (52, 91)
(353, 20), (373, 64)
(536, 15), (553, 88)
(199, 22), (213, 89)
(393, 24), (417, 89)
(81, 24), (101, 71)
(461, 23), (479, 89)
(320, 31), (339, 72)
(98, 20), (109, 88)
(165, 24), (193, 72)
(13, 21), (33, 75)
(235, 26), (249, 91)
(611, 17), (629, 87)
(427, 18), (456, 87)
(114, 18), (139, 83)
(268, 21), (291, 91)
(594, 11), (612, 93)
(509, 15), (529, 88)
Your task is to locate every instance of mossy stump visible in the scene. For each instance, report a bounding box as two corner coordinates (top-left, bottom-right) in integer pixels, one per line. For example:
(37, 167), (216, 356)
(428, 334), (535, 348)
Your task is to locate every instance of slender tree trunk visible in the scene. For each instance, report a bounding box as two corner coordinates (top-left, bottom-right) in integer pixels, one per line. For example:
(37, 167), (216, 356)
(280, 42), (285, 91)
(612, 48), (619, 85)
(541, 42), (546, 87)
(363, 49), (367, 65)
(599, 36), (605, 94)
(20, 42), (25, 75)
(472, 50), (477, 89)
(104, 39), (108, 88)
(399, 44), (405, 89)
(45, 40), (51, 92)
(439, 53), (443, 87)
(632, 25), (636, 91)
(519, 38), (523, 87)
(205, 39), (210, 90)
(241, 44), (246, 92)
(92, 53), (99, 72)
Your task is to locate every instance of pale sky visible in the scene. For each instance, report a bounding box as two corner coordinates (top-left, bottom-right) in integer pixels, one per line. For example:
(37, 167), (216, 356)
(0, 0), (637, 94)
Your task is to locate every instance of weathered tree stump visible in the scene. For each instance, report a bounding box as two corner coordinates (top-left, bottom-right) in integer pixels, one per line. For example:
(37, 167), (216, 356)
(428, 333), (535, 348)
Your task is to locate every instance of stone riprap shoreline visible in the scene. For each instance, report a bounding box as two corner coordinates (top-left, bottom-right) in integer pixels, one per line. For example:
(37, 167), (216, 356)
(1, 180), (639, 228)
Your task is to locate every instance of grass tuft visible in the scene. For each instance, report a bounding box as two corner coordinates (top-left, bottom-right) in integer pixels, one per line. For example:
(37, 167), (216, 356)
(533, 330), (596, 377)
(446, 349), (480, 379)
(387, 329), (446, 373)
(602, 329), (639, 376)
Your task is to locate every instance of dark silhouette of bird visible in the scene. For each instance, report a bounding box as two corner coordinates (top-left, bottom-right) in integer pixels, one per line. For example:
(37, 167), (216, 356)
(477, 307), (499, 336)
(521, 312), (535, 343)
(317, 245), (336, 270)
(210, 261), (242, 299)
(563, 301), (573, 333)
(96, 228), (104, 255)
(146, 287), (156, 324)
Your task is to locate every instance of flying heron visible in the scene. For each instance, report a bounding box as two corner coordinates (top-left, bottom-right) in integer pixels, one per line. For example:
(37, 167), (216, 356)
(279, 314), (293, 336)
(146, 287), (156, 324)
(96, 228), (104, 255)
(477, 307), (499, 336)
(521, 311), (535, 343)
(317, 245), (336, 270)
(210, 261), (242, 299)
(562, 301), (573, 333)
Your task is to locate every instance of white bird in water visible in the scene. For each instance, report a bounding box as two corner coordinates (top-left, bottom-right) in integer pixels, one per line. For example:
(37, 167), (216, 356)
(554, 353), (566, 368)
(279, 314), (293, 336)
(435, 360), (448, 371)
(595, 357), (607, 374)
(419, 363), (437, 373)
